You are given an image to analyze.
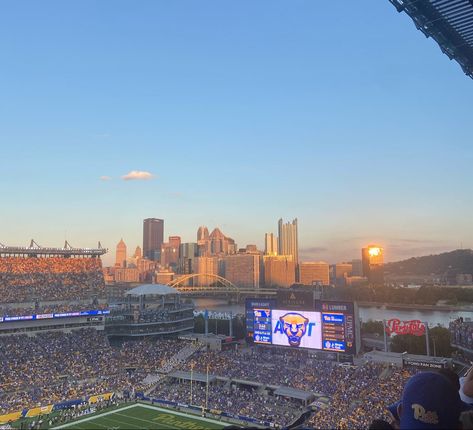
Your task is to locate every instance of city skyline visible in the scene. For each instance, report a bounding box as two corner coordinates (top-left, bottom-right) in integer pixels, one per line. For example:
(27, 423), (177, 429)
(1, 1), (472, 266)
(99, 217), (464, 268)
(0, 215), (469, 268)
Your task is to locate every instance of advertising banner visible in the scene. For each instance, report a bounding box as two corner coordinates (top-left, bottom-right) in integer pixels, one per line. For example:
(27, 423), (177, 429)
(385, 319), (425, 336)
(277, 290), (314, 310)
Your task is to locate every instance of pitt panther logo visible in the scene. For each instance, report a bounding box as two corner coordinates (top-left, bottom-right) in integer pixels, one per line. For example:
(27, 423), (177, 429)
(277, 312), (310, 347)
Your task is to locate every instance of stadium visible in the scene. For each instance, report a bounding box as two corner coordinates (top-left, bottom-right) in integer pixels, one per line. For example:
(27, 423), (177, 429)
(0, 242), (471, 429)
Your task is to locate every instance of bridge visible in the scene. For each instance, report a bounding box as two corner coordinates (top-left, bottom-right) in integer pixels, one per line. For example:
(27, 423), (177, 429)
(166, 273), (277, 298)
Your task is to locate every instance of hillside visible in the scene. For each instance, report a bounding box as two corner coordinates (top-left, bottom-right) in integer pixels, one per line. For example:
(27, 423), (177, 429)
(385, 249), (473, 276)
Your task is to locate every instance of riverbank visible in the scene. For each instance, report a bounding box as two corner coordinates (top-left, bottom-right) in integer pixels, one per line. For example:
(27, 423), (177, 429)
(358, 301), (473, 312)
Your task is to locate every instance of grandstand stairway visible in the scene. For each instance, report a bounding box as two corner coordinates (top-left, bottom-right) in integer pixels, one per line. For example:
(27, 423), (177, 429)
(143, 341), (204, 395)
(379, 366), (394, 380)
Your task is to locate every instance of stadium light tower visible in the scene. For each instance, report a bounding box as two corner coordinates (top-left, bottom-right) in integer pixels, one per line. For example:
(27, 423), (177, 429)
(388, 0), (473, 79)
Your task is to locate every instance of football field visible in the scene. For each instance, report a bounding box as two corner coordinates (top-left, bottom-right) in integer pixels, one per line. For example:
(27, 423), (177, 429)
(53, 403), (228, 429)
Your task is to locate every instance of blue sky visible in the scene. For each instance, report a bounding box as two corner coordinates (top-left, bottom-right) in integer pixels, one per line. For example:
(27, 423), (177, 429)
(0, 0), (472, 266)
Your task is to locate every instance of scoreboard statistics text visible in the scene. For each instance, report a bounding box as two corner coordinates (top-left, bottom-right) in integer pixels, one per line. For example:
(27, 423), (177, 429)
(246, 298), (356, 354)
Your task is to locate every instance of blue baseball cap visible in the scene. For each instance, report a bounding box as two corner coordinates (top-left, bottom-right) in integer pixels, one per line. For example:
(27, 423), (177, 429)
(398, 372), (467, 429)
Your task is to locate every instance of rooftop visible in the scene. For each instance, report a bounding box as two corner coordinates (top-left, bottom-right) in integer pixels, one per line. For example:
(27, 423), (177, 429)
(125, 284), (180, 296)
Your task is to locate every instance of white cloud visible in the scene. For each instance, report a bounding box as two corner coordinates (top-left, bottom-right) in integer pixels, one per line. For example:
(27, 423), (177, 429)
(99, 176), (112, 181)
(122, 170), (154, 181)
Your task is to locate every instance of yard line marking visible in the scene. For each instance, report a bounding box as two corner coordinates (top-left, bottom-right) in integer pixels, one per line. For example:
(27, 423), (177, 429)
(52, 404), (139, 429)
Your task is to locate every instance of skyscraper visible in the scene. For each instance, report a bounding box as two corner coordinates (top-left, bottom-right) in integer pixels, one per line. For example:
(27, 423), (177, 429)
(223, 254), (260, 288)
(143, 218), (164, 261)
(178, 242), (199, 274)
(299, 262), (330, 286)
(278, 218), (298, 263)
(193, 256), (219, 286)
(209, 228), (236, 255)
(161, 236), (181, 268)
(362, 245), (384, 284)
(197, 226), (209, 242)
(115, 238), (127, 268)
(351, 259), (363, 277)
(264, 233), (278, 256)
(197, 226), (211, 256)
(263, 255), (295, 287)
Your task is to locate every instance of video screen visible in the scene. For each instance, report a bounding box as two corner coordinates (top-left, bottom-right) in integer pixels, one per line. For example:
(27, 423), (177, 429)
(246, 297), (357, 354)
(271, 309), (322, 350)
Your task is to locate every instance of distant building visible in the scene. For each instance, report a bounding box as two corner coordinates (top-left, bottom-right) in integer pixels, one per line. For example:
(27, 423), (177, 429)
(335, 262), (353, 286)
(197, 226), (211, 256)
(223, 254), (260, 288)
(102, 267), (115, 284)
(264, 255), (295, 288)
(346, 276), (368, 287)
(161, 236), (181, 269)
(264, 233), (278, 256)
(136, 258), (156, 283)
(278, 218), (298, 263)
(299, 262), (330, 286)
(134, 246), (142, 259)
(209, 228), (237, 255)
(114, 267), (140, 283)
(335, 263), (352, 279)
(362, 245), (384, 284)
(197, 226), (210, 242)
(351, 259), (363, 277)
(178, 242), (199, 274)
(154, 270), (175, 285)
(245, 244), (259, 254)
(456, 274), (473, 285)
(193, 256), (219, 286)
(115, 239), (127, 268)
(143, 218), (164, 261)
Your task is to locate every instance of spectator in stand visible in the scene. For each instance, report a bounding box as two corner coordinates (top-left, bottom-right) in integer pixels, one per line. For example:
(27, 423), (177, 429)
(0, 331), (187, 415)
(394, 372), (468, 429)
(0, 257), (105, 303)
(0, 331), (421, 430)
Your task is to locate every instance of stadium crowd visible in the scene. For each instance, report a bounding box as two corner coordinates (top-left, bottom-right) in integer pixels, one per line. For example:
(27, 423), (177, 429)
(1, 331), (471, 429)
(173, 348), (413, 427)
(0, 257), (105, 303)
(450, 317), (473, 350)
(151, 379), (302, 426)
(308, 365), (411, 429)
(0, 331), (187, 415)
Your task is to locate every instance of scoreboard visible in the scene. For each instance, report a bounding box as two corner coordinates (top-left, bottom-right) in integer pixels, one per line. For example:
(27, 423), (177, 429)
(253, 308), (272, 344)
(246, 297), (357, 355)
(317, 301), (355, 353)
(246, 299), (276, 345)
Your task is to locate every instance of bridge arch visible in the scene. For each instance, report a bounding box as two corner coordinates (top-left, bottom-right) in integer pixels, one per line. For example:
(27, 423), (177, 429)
(167, 273), (239, 292)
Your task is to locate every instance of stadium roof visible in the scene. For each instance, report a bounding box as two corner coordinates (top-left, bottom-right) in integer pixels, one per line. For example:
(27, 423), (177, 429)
(168, 370), (217, 384)
(125, 284), (180, 296)
(0, 240), (107, 257)
(274, 386), (315, 402)
(389, 0), (473, 79)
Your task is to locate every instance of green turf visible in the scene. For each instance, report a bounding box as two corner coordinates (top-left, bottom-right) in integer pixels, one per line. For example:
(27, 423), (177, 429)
(53, 403), (227, 430)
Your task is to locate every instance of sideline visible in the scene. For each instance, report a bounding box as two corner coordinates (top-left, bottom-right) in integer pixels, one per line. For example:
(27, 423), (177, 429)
(52, 402), (225, 428)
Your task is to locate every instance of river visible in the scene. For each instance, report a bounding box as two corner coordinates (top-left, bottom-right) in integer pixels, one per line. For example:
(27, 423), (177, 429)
(192, 298), (473, 327)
